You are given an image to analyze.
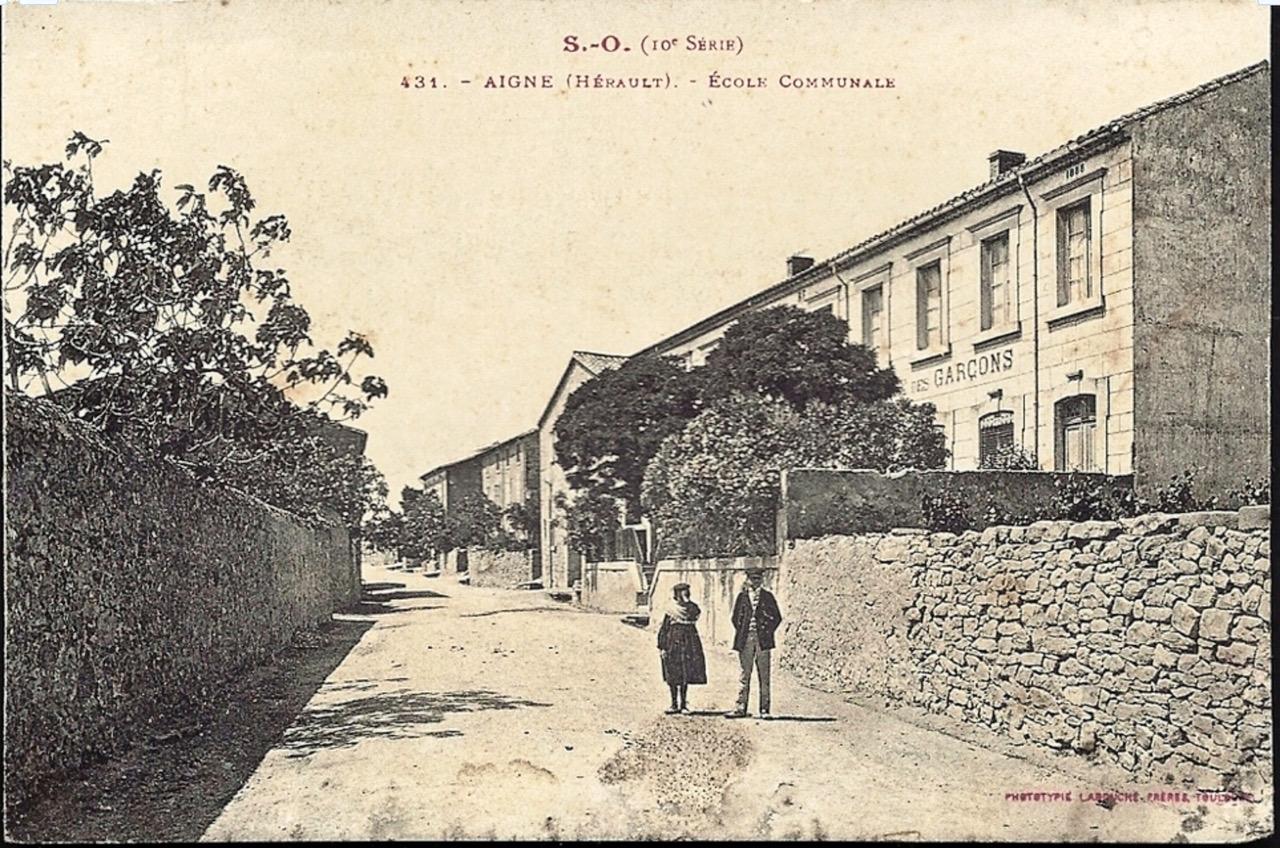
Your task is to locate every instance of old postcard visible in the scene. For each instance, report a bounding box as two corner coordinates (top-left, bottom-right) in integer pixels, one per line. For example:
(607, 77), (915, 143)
(2, 0), (1272, 841)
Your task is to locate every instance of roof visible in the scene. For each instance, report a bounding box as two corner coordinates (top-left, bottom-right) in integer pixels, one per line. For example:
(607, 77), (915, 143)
(420, 350), (627, 480)
(419, 427), (538, 481)
(635, 60), (1270, 357)
(571, 350), (630, 374)
(535, 350), (628, 429)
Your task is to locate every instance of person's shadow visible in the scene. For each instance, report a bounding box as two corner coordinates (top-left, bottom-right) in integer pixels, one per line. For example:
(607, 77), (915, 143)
(679, 710), (836, 721)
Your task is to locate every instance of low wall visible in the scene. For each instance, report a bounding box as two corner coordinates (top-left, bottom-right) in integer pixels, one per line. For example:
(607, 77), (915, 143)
(780, 506), (1271, 792)
(4, 395), (358, 808)
(780, 468), (1135, 539)
(648, 555), (779, 648)
(469, 548), (535, 588)
(581, 560), (645, 613)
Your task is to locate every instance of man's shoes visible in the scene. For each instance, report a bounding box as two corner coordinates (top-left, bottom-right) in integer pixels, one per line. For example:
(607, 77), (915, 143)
(723, 709), (748, 719)
(664, 706), (680, 714)
(759, 711), (772, 720)
(679, 705), (690, 714)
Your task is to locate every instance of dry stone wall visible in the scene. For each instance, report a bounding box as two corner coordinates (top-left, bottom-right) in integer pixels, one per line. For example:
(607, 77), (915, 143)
(779, 507), (1271, 793)
(469, 548), (534, 588)
(4, 395), (359, 808)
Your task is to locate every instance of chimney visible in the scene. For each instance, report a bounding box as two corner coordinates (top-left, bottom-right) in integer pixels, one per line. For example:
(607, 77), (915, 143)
(787, 254), (815, 277)
(988, 149), (1026, 179)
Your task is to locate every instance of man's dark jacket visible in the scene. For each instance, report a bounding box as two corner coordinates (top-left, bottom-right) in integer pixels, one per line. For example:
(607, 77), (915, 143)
(731, 588), (783, 651)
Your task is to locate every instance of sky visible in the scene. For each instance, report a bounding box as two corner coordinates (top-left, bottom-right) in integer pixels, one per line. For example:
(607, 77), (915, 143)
(1, 0), (1269, 507)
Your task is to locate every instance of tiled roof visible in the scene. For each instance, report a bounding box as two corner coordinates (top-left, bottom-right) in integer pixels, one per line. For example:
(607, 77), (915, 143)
(636, 60), (1269, 357)
(572, 350), (629, 374)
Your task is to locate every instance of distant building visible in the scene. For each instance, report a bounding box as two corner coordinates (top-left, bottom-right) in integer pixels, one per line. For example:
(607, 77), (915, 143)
(418, 428), (540, 576)
(635, 61), (1270, 497)
(536, 350), (628, 589)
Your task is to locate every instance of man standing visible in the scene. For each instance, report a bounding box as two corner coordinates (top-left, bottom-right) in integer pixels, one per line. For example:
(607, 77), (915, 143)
(725, 567), (782, 719)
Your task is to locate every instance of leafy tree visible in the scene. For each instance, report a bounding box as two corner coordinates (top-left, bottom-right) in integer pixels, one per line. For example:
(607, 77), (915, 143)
(3, 133), (388, 530)
(398, 488), (448, 562)
(701, 305), (899, 410)
(500, 499), (539, 550)
(642, 393), (948, 558)
(555, 490), (622, 562)
(553, 354), (700, 522)
(442, 491), (502, 551)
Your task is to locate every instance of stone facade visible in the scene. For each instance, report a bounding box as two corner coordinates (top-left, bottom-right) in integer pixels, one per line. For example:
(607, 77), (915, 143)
(778, 506), (1271, 793)
(4, 395), (359, 808)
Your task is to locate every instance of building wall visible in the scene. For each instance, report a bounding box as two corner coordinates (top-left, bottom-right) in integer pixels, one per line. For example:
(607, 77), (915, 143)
(446, 457), (483, 513)
(659, 141), (1139, 476)
(5, 395), (358, 808)
(539, 361), (595, 588)
(779, 507), (1271, 792)
(1130, 66), (1271, 498)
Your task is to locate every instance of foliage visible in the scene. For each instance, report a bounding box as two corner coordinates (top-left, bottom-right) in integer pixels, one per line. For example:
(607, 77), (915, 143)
(700, 305), (899, 410)
(555, 490), (623, 562)
(500, 499), (539, 550)
(398, 488), (448, 561)
(553, 354), (700, 523)
(554, 306), (905, 538)
(3, 133), (388, 531)
(362, 504), (402, 554)
(642, 393), (948, 558)
(978, 442), (1039, 471)
(917, 468), (1269, 533)
(1224, 476), (1270, 507)
(442, 491), (502, 551)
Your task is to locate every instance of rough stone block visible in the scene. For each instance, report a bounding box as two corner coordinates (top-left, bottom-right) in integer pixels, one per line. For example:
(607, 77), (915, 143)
(1236, 504), (1270, 530)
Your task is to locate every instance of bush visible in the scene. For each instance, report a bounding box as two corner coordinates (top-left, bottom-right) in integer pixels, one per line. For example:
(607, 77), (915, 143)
(978, 443), (1038, 471)
(643, 393), (948, 557)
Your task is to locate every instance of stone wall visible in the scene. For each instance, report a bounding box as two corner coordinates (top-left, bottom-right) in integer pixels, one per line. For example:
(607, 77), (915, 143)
(779, 506), (1271, 792)
(469, 548), (535, 588)
(4, 395), (359, 808)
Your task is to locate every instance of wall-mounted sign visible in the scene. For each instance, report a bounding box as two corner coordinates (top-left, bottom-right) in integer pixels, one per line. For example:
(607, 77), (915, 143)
(910, 348), (1015, 394)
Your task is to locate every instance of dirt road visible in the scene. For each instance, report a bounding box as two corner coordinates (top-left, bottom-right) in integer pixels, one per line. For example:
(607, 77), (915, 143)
(201, 562), (1268, 841)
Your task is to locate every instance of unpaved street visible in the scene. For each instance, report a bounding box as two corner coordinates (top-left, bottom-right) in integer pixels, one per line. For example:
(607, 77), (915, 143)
(202, 562), (1268, 841)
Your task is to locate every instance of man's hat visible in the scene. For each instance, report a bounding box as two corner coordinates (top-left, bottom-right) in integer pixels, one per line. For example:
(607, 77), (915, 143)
(745, 567), (765, 577)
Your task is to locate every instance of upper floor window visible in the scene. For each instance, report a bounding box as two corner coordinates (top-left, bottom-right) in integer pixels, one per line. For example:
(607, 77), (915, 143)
(1056, 199), (1093, 307)
(861, 285), (883, 351)
(980, 232), (1012, 331)
(916, 262), (943, 350)
(1054, 394), (1097, 472)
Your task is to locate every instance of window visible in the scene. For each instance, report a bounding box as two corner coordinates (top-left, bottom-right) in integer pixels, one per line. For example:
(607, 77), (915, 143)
(1056, 199), (1092, 307)
(916, 261), (943, 350)
(1054, 394), (1097, 472)
(978, 411), (1014, 466)
(980, 232), (1012, 331)
(861, 285), (883, 350)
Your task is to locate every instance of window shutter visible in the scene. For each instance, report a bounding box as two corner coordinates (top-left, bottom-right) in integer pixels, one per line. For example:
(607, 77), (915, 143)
(916, 271), (929, 349)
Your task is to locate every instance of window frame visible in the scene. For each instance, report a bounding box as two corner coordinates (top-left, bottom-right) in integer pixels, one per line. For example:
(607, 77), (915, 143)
(1042, 168), (1107, 326)
(905, 236), (952, 366)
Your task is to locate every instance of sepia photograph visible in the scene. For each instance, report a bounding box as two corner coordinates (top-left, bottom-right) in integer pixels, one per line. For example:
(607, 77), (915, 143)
(1, 0), (1272, 841)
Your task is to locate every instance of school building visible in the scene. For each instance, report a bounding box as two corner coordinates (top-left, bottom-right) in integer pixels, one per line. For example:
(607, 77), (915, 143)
(635, 61), (1270, 496)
